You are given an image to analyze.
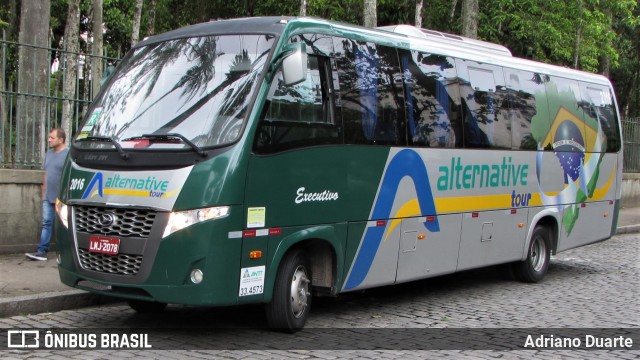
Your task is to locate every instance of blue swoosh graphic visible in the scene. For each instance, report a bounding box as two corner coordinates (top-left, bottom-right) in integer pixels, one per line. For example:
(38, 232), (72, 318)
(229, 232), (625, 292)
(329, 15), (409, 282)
(344, 149), (440, 289)
(81, 172), (103, 199)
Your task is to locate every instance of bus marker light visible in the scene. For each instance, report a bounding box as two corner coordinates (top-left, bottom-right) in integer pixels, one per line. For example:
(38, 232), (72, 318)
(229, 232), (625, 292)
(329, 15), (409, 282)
(190, 269), (203, 284)
(426, 216), (435, 222)
(249, 250), (263, 259)
(518, 223), (525, 228)
(511, 209), (517, 214)
(472, 212), (479, 218)
(604, 212), (608, 218)
(376, 220), (386, 227)
(581, 203), (586, 208)
(269, 228), (281, 235)
(417, 234), (426, 240)
(243, 230), (257, 237)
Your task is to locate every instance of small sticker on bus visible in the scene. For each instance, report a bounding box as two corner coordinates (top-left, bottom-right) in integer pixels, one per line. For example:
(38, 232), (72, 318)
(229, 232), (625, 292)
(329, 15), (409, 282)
(247, 207), (266, 228)
(239, 265), (265, 297)
(82, 107), (102, 132)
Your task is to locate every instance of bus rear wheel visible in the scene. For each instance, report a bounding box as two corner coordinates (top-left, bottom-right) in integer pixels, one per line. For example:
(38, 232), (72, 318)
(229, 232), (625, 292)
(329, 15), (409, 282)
(127, 299), (167, 313)
(266, 249), (312, 333)
(511, 225), (551, 283)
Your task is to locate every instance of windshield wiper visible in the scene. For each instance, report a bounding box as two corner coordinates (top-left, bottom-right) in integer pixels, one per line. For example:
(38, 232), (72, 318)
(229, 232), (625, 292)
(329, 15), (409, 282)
(76, 136), (130, 159)
(124, 133), (207, 157)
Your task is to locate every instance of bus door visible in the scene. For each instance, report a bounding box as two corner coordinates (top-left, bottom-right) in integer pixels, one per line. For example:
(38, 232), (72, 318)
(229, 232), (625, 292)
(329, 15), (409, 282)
(396, 214), (462, 283)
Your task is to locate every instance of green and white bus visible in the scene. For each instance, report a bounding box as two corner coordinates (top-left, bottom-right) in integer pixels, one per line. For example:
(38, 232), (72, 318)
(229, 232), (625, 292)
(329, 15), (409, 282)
(55, 17), (623, 332)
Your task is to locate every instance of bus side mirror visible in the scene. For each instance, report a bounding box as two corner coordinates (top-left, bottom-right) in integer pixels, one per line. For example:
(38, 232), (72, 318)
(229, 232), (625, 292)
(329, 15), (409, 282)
(281, 43), (307, 86)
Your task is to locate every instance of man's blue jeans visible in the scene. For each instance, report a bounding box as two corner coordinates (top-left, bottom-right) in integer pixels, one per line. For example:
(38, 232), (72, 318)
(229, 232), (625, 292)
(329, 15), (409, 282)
(38, 200), (55, 253)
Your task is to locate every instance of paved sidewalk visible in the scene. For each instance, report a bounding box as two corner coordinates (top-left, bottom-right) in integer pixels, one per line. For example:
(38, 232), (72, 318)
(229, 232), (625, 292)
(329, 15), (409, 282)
(0, 206), (638, 318)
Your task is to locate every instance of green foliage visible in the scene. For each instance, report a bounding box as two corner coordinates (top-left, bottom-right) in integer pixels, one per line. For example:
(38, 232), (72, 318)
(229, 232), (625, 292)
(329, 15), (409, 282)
(6, 0), (637, 117)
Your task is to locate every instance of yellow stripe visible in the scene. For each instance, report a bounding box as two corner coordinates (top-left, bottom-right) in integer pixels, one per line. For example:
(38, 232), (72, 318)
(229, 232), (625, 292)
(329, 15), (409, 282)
(104, 189), (150, 196)
(385, 199), (421, 240)
(162, 188), (180, 198)
(591, 166), (615, 200)
(434, 194), (511, 213)
(380, 168), (615, 240)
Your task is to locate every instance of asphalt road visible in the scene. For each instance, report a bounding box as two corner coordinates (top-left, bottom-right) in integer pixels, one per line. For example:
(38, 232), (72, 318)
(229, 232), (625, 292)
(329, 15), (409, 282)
(1, 232), (639, 359)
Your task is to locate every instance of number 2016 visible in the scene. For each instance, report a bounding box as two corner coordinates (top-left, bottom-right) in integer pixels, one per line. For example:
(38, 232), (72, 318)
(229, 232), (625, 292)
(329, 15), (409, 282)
(70, 178), (85, 190)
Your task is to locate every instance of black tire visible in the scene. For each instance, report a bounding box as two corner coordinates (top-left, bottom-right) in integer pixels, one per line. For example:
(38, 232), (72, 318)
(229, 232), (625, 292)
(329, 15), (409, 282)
(127, 299), (167, 313)
(511, 225), (551, 283)
(265, 249), (312, 333)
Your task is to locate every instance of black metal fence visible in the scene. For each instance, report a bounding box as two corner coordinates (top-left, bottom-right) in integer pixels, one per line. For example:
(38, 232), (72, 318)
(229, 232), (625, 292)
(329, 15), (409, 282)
(1, 31), (118, 169)
(623, 117), (640, 173)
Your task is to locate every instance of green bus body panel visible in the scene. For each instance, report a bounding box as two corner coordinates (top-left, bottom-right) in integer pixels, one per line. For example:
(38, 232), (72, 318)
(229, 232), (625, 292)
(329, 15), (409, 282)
(243, 146), (389, 300)
(245, 146), (389, 226)
(173, 146), (246, 210)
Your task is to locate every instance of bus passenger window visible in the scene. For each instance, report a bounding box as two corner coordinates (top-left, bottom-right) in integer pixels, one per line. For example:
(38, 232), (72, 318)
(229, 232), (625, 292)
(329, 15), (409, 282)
(254, 56), (339, 154)
(583, 85), (621, 152)
(333, 38), (406, 146)
(400, 50), (461, 148)
(504, 69), (547, 150)
(458, 60), (511, 149)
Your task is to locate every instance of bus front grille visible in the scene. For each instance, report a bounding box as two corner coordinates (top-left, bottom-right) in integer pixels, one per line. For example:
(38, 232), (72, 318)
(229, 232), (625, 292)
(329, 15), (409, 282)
(78, 248), (143, 275)
(74, 205), (156, 238)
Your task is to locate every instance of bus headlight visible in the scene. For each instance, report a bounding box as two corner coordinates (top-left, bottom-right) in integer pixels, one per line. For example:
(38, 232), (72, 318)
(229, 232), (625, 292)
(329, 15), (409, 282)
(163, 206), (230, 238)
(55, 198), (69, 229)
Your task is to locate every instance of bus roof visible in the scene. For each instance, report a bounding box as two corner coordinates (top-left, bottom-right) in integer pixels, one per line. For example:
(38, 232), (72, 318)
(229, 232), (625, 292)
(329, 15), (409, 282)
(136, 16), (612, 88)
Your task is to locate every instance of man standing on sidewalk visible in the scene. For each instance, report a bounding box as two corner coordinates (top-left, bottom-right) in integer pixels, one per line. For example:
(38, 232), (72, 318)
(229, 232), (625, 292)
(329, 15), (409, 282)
(26, 128), (69, 261)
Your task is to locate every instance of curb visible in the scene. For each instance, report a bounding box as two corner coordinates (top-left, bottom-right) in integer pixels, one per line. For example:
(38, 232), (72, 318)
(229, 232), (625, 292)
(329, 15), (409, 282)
(0, 290), (119, 318)
(616, 225), (640, 235)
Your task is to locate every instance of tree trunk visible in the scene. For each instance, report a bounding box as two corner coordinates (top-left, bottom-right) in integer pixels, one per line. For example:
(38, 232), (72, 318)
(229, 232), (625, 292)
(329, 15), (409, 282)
(62, 0), (80, 143)
(415, 0), (423, 27)
(449, 0), (458, 23)
(573, 0), (584, 70)
(598, 9), (612, 77)
(573, 26), (582, 69)
(363, 0), (377, 28)
(92, 0), (104, 98)
(461, 0), (478, 39)
(146, 0), (157, 37)
(131, 0), (144, 46)
(17, 0), (51, 167)
(7, 0), (19, 40)
(300, 0), (307, 16)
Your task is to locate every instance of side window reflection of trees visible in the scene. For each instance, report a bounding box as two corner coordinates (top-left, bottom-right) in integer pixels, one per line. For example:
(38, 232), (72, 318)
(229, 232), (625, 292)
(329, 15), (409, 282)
(333, 38), (406, 146)
(400, 50), (461, 148)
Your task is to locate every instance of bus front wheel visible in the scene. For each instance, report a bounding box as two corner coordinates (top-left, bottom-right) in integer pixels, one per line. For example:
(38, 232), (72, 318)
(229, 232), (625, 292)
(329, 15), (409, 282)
(511, 225), (551, 283)
(266, 249), (312, 333)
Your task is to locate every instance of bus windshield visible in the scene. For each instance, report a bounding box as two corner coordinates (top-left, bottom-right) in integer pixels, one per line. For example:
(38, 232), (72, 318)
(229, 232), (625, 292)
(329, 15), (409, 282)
(75, 34), (275, 150)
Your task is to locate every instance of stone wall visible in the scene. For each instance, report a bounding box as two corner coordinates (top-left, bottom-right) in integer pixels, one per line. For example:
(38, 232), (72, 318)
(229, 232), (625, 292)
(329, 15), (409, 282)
(0, 169), (45, 254)
(621, 173), (640, 209)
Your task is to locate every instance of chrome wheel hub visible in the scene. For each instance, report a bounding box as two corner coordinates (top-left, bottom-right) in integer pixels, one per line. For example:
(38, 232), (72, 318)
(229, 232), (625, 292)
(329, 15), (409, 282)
(290, 265), (310, 318)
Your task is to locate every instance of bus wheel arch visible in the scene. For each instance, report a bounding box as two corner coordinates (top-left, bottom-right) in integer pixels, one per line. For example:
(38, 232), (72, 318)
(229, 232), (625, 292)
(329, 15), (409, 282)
(511, 219), (555, 283)
(535, 216), (558, 255)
